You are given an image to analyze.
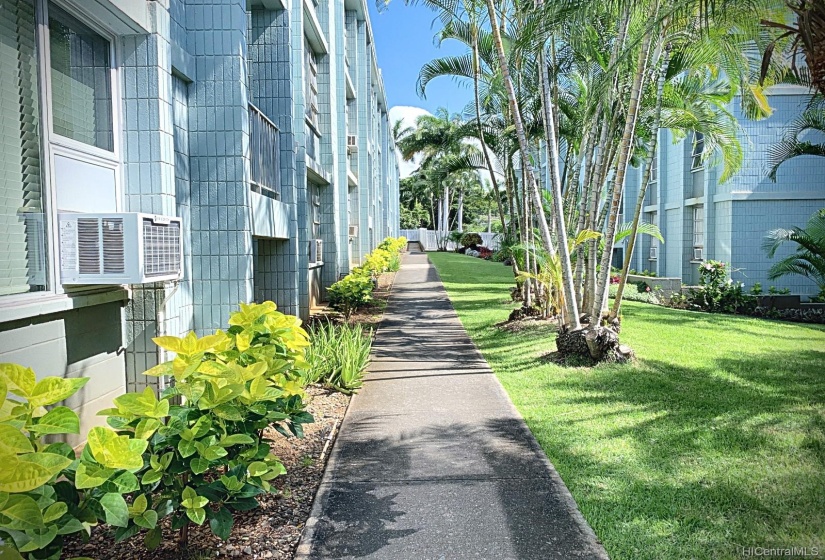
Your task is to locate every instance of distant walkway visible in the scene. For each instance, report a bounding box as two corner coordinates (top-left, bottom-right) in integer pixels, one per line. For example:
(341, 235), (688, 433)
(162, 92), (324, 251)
(296, 247), (609, 559)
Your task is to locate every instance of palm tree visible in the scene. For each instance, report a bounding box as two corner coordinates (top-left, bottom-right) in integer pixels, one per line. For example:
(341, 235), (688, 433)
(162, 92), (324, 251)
(387, 0), (799, 360)
(767, 96), (825, 179)
(762, 209), (825, 299)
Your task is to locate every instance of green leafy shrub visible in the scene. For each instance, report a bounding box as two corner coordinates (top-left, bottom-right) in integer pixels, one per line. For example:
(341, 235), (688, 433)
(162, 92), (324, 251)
(328, 274), (374, 319)
(93, 302), (312, 551)
(460, 232), (483, 247)
(686, 261), (756, 314)
(377, 236), (407, 254)
(0, 363), (105, 560)
(361, 248), (392, 277)
(608, 283), (661, 305)
(305, 322), (372, 394)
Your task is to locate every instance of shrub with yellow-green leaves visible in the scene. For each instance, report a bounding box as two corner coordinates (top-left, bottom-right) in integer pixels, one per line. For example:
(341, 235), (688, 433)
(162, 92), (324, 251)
(93, 301), (313, 550)
(0, 301), (314, 556)
(328, 237), (407, 318)
(377, 236), (407, 254)
(0, 363), (108, 560)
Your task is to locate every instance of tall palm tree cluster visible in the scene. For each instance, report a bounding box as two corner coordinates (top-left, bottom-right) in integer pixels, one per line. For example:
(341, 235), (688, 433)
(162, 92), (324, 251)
(392, 0), (807, 362)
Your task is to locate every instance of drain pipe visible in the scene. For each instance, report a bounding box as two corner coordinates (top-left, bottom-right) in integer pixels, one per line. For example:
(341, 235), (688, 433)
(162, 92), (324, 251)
(155, 281), (180, 393)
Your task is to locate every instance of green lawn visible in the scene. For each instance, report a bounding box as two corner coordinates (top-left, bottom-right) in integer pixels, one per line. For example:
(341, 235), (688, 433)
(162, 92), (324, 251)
(428, 251), (825, 560)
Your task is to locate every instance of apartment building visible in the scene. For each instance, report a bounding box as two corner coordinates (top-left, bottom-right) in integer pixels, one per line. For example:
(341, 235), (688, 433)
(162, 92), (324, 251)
(620, 86), (824, 297)
(0, 0), (400, 441)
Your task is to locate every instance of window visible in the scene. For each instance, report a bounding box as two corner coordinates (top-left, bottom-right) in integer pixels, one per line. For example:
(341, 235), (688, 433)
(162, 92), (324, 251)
(1, 0), (118, 301)
(691, 132), (704, 171)
(304, 38), (319, 127)
(646, 152), (658, 205)
(648, 154), (658, 185)
(49, 3), (113, 151)
(693, 206), (704, 248)
(1, 0), (48, 296)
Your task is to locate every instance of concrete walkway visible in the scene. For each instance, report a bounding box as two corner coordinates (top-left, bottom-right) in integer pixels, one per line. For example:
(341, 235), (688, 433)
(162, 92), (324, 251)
(296, 248), (608, 560)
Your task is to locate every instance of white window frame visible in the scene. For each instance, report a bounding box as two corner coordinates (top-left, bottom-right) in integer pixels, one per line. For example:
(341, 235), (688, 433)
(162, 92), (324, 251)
(691, 132), (704, 172)
(0, 0), (122, 311)
(692, 205), (704, 249)
(304, 36), (319, 128)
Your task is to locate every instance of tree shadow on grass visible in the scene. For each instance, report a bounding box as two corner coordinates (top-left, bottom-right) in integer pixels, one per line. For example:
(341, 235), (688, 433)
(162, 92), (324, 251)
(524, 350), (825, 559)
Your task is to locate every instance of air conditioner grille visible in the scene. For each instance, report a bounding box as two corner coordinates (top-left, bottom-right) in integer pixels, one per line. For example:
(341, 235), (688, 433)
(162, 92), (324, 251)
(143, 218), (182, 277)
(78, 218), (100, 275)
(102, 218), (125, 273)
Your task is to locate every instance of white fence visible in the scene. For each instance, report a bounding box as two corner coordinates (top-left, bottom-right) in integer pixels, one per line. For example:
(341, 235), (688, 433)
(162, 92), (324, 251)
(400, 229), (501, 252)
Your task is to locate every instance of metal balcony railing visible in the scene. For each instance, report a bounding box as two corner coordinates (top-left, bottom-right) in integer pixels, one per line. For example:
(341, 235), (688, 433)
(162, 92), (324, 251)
(249, 103), (280, 199)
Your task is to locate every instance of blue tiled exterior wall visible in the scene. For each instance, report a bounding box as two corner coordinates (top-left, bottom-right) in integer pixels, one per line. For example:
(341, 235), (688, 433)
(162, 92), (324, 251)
(111, 0), (399, 388)
(622, 88), (824, 297)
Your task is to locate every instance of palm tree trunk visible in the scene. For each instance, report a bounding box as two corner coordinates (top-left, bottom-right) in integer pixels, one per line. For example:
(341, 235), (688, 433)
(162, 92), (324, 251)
(471, 30), (508, 234)
(611, 49), (669, 319)
(536, 0), (580, 328)
(591, 24), (656, 319)
(582, 7), (630, 314)
(457, 189), (464, 232)
(485, 0), (556, 259)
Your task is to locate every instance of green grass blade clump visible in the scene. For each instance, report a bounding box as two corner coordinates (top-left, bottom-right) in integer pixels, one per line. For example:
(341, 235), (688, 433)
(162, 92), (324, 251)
(306, 322), (372, 394)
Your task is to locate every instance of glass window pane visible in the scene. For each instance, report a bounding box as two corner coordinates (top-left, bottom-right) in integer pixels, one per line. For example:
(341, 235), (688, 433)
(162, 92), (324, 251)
(0, 0), (48, 296)
(48, 2), (113, 151)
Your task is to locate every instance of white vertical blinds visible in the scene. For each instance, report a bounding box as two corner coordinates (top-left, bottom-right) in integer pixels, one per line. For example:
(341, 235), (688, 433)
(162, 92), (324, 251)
(0, 0), (47, 296)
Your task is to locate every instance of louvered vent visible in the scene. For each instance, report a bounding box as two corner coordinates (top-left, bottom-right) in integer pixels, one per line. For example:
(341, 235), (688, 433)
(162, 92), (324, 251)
(77, 218), (101, 274)
(102, 218), (125, 273)
(142, 218), (181, 277)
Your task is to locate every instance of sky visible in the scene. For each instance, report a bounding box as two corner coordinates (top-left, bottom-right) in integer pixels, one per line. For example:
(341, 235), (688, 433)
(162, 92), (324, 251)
(367, 1), (473, 116)
(367, 1), (474, 178)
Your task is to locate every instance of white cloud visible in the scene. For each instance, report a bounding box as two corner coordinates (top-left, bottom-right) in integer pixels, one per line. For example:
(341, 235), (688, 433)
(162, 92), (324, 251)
(389, 105), (432, 179)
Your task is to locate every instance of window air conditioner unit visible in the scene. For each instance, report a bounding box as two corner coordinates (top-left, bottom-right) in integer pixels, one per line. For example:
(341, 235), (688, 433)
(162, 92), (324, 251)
(649, 246), (658, 260)
(347, 135), (358, 154)
(309, 238), (323, 264)
(693, 247), (704, 261)
(59, 213), (183, 285)
(348, 225), (358, 237)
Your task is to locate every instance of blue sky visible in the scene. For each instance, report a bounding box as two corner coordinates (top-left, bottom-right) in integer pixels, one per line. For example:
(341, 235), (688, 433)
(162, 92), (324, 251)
(367, 1), (474, 116)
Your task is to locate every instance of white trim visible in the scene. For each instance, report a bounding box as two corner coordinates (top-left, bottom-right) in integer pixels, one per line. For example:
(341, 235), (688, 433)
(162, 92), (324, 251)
(0, 288), (128, 324)
(302, 0), (329, 54)
(714, 191), (825, 202)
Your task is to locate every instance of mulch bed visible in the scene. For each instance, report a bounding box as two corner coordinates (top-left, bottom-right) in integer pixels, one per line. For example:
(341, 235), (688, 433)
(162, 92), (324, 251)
(62, 386), (350, 560)
(308, 270), (397, 330)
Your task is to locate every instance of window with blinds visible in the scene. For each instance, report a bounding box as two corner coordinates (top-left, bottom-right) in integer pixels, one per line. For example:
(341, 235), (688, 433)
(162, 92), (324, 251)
(0, 0), (48, 296)
(48, 2), (113, 151)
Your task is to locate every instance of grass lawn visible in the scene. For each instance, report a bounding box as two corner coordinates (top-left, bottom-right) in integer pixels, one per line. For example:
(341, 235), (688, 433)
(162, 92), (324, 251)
(428, 251), (825, 560)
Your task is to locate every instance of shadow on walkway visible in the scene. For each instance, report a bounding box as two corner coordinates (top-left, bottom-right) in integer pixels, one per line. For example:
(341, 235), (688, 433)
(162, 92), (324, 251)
(297, 249), (609, 560)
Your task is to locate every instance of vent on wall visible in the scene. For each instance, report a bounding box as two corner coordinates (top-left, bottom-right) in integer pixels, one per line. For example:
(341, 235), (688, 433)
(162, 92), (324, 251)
(649, 246), (658, 260)
(309, 238), (323, 264)
(693, 247), (704, 261)
(348, 224), (358, 238)
(347, 135), (358, 153)
(60, 213), (182, 284)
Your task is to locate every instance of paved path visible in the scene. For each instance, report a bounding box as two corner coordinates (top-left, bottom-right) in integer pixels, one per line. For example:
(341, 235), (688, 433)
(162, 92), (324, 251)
(296, 248), (608, 560)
